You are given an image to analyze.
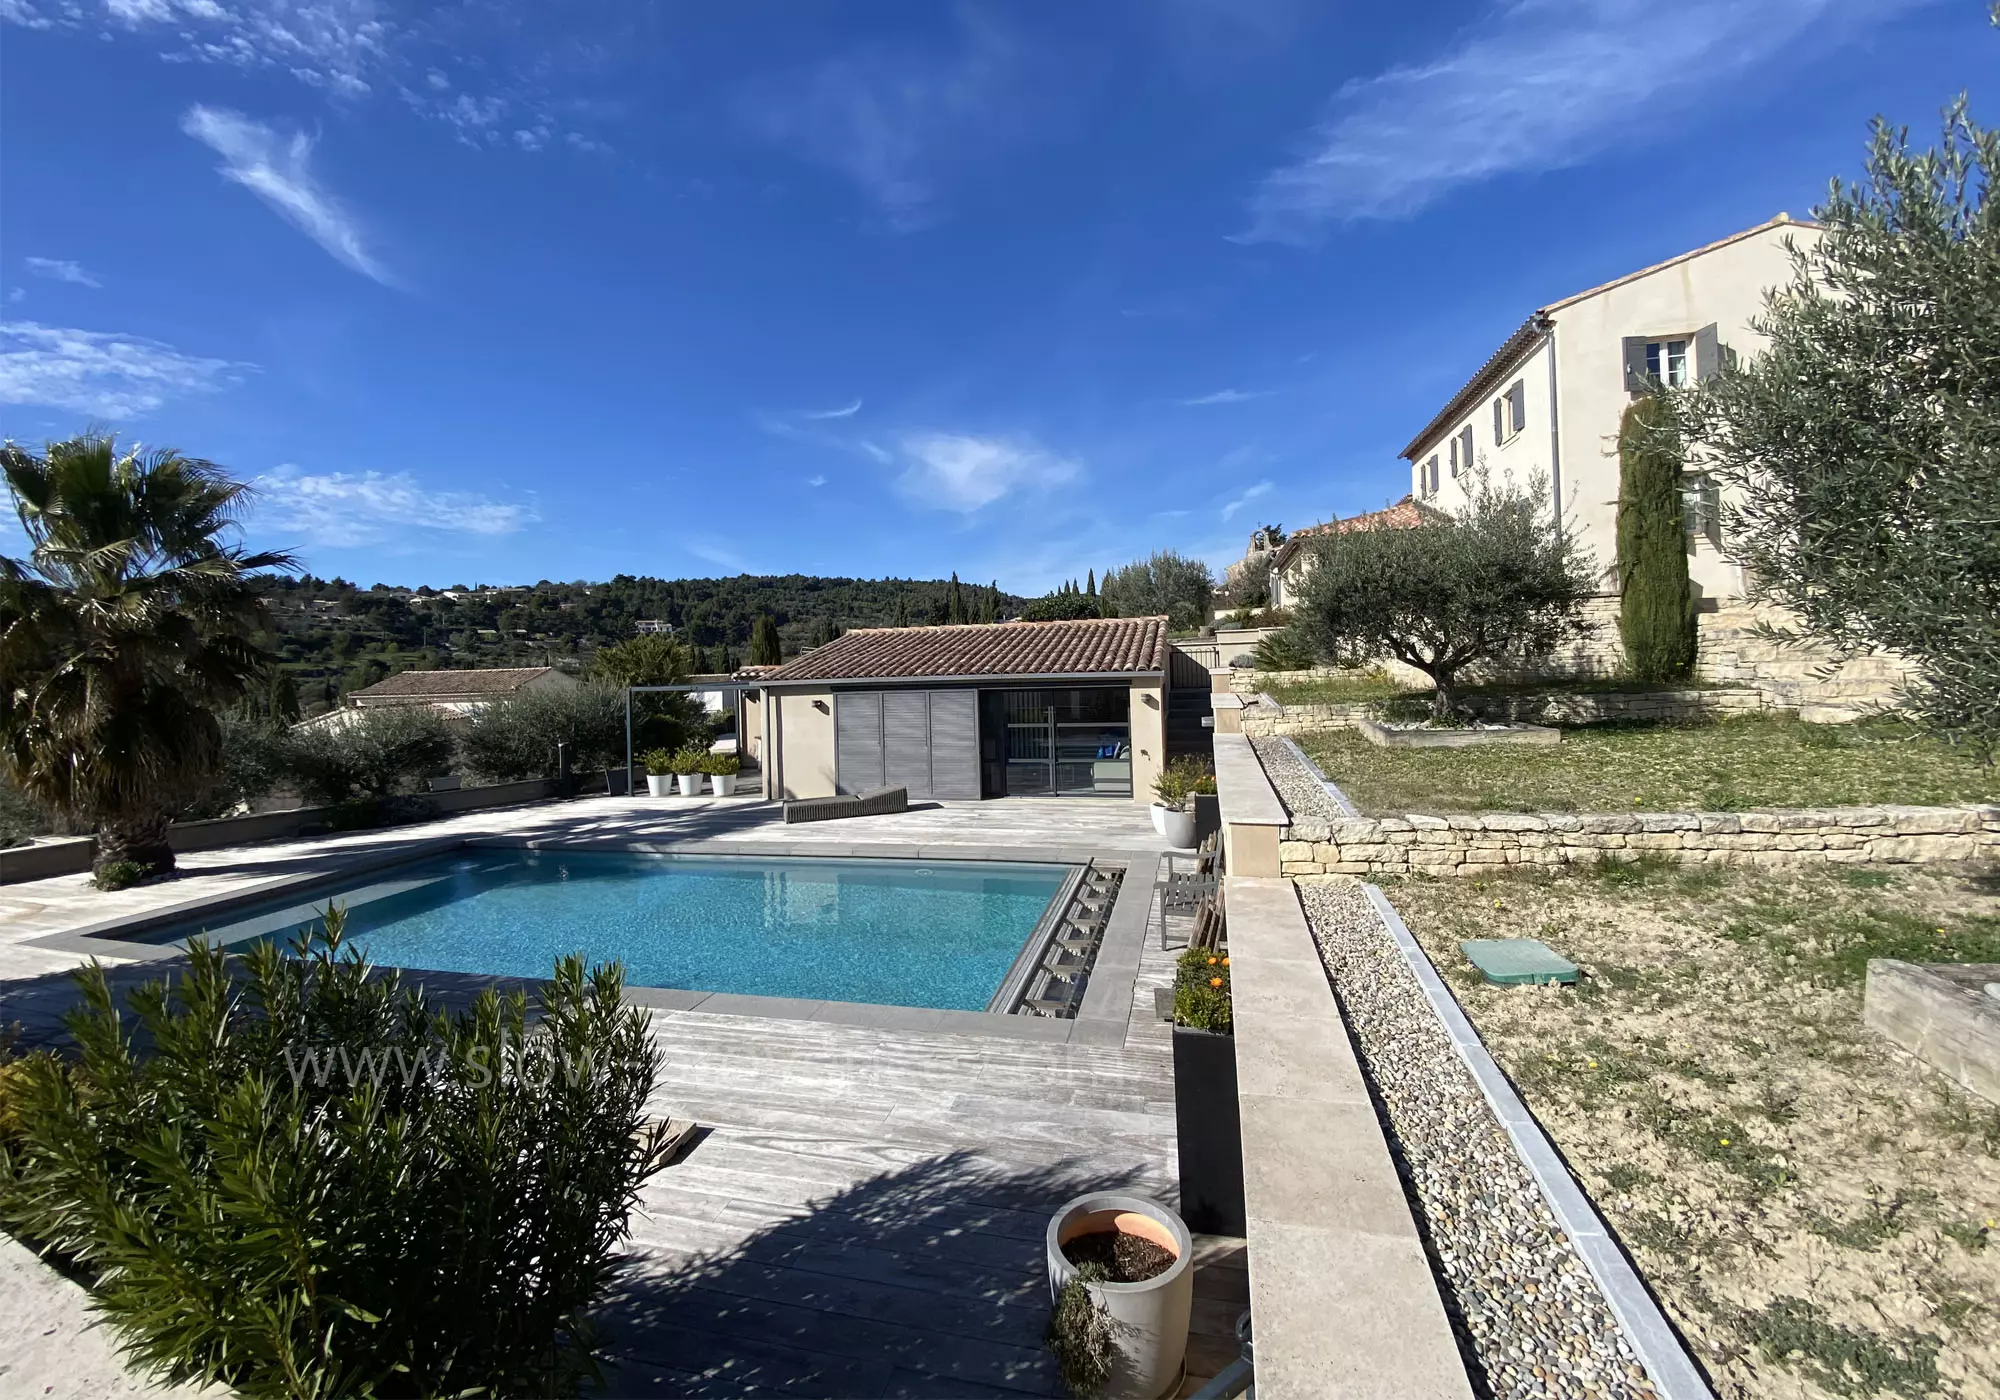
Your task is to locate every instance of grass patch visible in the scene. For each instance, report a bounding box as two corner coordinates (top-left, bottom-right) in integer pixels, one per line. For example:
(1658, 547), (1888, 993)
(1297, 715), (1997, 815)
(1259, 669), (1405, 707)
(1750, 1296), (1941, 1398)
(1721, 900), (2000, 985)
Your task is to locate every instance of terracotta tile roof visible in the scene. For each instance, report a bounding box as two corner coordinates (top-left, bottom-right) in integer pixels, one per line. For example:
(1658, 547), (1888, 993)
(757, 616), (1169, 685)
(1274, 499), (1436, 571)
(350, 666), (560, 700)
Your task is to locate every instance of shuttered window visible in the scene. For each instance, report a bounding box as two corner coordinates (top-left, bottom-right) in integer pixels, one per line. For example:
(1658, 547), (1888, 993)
(927, 691), (981, 800)
(834, 692), (884, 794)
(882, 692), (932, 795)
(834, 689), (982, 799)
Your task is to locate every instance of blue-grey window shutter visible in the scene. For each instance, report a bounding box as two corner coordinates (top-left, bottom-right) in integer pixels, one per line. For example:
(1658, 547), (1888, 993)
(1622, 337), (1651, 392)
(1693, 323), (1722, 380)
(882, 691), (932, 798)
(926, 690), (981, 800)
(834, 692), (884, 794)
(1493, 397), (1505, 445)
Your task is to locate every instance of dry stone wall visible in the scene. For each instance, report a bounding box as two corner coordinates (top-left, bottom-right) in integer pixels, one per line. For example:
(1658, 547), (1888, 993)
(1277, 805), (2000, 878)
(1240, 687), (1770, 738)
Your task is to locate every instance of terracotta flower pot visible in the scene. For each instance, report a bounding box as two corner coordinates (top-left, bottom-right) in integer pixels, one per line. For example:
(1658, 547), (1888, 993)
(1045, 1193), (1193, 1399)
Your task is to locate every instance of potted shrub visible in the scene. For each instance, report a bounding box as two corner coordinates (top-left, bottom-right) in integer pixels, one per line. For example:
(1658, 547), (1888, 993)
(1150, 756), (1214, 850)
(640, 749), (676, 798)
(699, 750), (742, 797)
(670, 746), (705, 797)
(1172, 947), (1243, 1236)
(1045, 1192), (1194, 1398)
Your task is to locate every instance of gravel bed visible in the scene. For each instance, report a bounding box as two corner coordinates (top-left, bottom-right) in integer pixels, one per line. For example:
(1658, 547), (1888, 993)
(1248, 735), (1347, 822)
(1298, 879), (1659, 1400)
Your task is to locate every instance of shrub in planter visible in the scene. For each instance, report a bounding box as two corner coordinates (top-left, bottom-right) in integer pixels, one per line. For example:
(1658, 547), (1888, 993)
(1171, 948), (1242, 1235)
(1046, 1263), (1115, 1398)
(696, 752), (741, 777)
(641, 748), (677, 777)
(0, 911), (676, 1398)
(1151, 756), (1215, 812)
(668, 746), (706, 776)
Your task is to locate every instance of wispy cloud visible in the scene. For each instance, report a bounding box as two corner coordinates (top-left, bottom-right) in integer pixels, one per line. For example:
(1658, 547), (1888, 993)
(1243, 0), (1920, 236)
(687, 541), (748, 571)
(806, 474), (828, 488)
(0, 320), (249, 417)
(803, 398), (863, 420)
(896, 432), (1079, 513)
(182, 106), (392, 284)
(1220, 480), (1273, 522)
(257, 466), (536, 548)
(1178, 388), (1273, 407)
(24, 257), (104, 289)
(109, 0), (389, 96)
(741, 14), (1024, 231)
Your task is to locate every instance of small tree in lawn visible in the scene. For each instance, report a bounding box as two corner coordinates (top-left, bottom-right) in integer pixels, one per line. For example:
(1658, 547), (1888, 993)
(1294, 473), (1594, 720)
(1680, 99), (2000, 757)
(1616, 394), (1698, 683)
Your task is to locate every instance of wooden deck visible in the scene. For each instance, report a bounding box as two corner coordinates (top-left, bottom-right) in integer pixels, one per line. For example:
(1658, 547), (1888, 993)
(0, 795), (1246, 1398)
(602, 1008), (1244, 1397)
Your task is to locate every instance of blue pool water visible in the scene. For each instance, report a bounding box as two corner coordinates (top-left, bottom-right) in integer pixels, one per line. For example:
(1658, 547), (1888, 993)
(173, 849), (1070, 1011)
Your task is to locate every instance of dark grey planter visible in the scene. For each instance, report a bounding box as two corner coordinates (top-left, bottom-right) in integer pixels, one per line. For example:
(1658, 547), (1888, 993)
(1172, 1024), (1245, 1236)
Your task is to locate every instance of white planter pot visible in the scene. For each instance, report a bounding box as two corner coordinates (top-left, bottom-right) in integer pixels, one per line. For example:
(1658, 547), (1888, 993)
(1160, 807), (1197, 850)
(1046, 1193), (1193, 1400)
(676, 773), (702, 796)
(709, 773), (738, 797)
(1149, 803), (1169, 836)
(646, 774), (673, 797)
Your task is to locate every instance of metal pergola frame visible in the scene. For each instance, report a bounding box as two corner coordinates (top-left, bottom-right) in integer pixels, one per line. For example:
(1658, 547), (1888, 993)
(621, 682), (762, 798)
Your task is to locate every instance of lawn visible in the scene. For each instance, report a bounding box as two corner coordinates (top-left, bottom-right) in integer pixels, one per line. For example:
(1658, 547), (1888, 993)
(1383, 860), (2000, 1400)
(1297, 716), (2000, 815)
(1259, 668), (1406, 707)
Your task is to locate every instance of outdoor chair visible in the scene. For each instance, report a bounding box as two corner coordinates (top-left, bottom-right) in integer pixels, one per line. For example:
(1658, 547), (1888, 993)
(1187, 889), (1226, 954)
(1155, 832), (1221, 947)
(782, 785), (908, 824)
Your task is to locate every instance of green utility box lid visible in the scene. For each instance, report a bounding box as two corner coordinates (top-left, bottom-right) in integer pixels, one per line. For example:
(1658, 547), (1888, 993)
(1461, 938), (1579, 986)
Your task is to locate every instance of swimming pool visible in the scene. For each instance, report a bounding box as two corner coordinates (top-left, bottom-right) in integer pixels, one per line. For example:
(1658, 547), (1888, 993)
(160, 849), (1073, 1012)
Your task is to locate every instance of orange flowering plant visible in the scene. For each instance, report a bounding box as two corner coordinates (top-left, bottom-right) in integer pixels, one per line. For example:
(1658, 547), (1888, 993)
(1173, 946), (1232, 1034)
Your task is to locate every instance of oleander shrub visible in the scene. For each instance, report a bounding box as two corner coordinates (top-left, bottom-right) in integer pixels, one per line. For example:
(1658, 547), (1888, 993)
(0, 911), (675, 1398)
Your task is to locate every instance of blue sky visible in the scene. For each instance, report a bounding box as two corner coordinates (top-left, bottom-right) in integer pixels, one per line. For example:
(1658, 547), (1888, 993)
(0, 0), (1986, 592)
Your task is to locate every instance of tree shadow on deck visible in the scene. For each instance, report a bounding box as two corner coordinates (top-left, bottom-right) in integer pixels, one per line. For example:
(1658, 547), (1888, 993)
(594, 1149), (1157, 1399)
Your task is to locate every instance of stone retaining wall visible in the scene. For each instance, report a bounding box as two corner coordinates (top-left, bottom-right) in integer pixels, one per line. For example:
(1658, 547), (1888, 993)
(1240, 687), (1771, 738)
(1278, 805), (2000, 877)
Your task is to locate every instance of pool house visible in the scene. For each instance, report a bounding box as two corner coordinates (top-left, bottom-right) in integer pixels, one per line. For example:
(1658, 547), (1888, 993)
(741, 615), (1178, 803)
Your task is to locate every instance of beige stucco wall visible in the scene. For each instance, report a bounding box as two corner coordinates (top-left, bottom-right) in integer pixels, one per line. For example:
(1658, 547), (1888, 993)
(1129, 679), (1165, 805)
(774, 688), (836, 799)
(1408, 221), (1818, 604)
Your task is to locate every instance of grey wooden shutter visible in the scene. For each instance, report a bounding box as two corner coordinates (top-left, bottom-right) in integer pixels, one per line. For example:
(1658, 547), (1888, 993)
(925, 690), (981, 800)
(1693, 323), (1722, 380)
(834, 692), (884, 794)
(1622, 337), (1650, 391)
(1508, 381), (1526, 434)
(882, 691), (932, 798)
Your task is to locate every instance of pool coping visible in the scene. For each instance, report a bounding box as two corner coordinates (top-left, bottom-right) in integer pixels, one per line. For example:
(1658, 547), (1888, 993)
(20, 834), (1155, 1048)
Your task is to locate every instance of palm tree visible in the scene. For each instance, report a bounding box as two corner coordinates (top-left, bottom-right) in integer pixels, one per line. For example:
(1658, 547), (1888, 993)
(0, 435), (292, 877)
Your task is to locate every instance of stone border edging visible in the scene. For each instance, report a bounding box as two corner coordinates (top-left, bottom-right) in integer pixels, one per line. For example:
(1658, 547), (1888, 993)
(1357, 883), (1715, 1400)
(1277, 737), (1358, 817)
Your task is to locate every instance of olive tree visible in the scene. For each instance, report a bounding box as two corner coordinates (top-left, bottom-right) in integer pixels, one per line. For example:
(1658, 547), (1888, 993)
(1293, 474), (1594, 719)
(1680, 100), (2000, 756)
(1101, 552), (1214, 631)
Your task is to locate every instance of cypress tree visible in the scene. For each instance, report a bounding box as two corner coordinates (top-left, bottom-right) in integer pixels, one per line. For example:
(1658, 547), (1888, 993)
(1616, 396), (1698, 683)
(749, 614), (782, 666)
(1086, 569), (1096, 596)
(896, 593), (910, 627)
(947, 572), (966, 624)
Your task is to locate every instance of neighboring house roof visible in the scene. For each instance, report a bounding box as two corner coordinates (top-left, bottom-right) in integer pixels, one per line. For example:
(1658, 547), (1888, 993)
(756, 616), (1169, 685)
(1273, 498), (1435, 573)
(1398, 213), (1816, 461)
(349, 666), (562, 701)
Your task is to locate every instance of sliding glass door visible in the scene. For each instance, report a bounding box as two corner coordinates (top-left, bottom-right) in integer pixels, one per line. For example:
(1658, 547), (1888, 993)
(983, 688), (1132, 798)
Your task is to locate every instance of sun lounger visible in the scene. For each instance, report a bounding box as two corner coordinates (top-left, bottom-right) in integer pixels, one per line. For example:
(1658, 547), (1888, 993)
(1022, 970), (1084, 1018)
(783, 785), (908, 824)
